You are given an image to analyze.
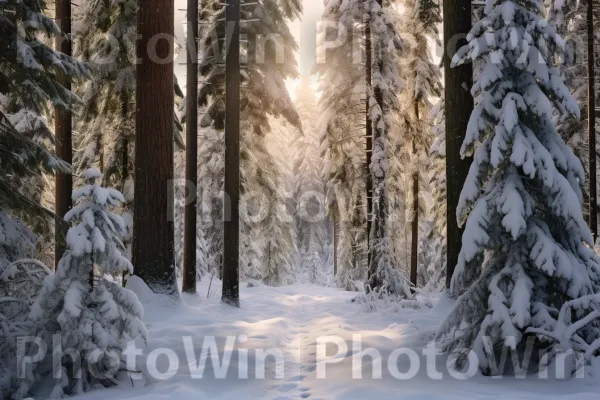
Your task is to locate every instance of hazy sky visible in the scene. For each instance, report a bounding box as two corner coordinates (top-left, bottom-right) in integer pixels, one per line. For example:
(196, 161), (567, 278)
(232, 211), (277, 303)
(174, 0), (324, 95)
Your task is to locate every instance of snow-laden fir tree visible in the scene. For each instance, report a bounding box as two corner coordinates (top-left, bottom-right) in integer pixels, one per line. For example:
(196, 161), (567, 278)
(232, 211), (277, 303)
(392, 0), (442, 287)
(316, 0), (370, 291)
(362, 0), (410, 297)
(293, 77), (331, 284)
(15, 169), (146, 398)
(436, 0), (600, 374)
(198, 0), (300, 285)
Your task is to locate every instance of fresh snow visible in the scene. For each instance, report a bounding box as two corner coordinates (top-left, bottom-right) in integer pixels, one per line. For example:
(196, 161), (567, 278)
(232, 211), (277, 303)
(47, 279), (600, 400)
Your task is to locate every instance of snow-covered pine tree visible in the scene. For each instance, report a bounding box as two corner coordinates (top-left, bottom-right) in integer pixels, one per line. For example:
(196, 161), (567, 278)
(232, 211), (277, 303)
(363, 0), (410, 297)
(293, 77), (331, 284)
(436, 0), (600, 374)
(394, 0), (443, 287)
(197, 0), (300, 286)
(15, 169), (146, 397)
(316, 0), (369, 291)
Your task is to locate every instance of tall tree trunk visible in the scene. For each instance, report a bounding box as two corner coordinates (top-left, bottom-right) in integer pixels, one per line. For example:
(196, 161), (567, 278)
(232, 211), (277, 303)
(410, 172), (419, 286)
(222, 0), (240, 307)
(444, 0), (473, 289)
(333, 209), (338, 276)
(367, 0), (386, 291)
(54, 0), (72, 268)
(182, 0), (199, 294)
(133, 0), (178, 297)
(121, 82), (130, 187)
(365, 20), (373, 250)
(588, 0), (597, 241)
(410, 104), (420, 288)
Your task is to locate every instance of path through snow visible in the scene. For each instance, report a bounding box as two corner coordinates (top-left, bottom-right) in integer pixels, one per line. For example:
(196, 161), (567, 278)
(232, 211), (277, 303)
(71, 280), (600, 400)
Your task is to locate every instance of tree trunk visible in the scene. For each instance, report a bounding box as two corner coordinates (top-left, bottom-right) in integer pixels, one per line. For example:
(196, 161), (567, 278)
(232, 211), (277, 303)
(54, 0), (72, 269)
(133, 0), (178, 297)
(588, 0), (597, 241)
(444, 0), (473, 289)
(410, 172), (419, 288)
(182, 0), (199, 294)
(121, 92), (130, 188)
(222, 0), (241, 307)
(366, 0), (386, 292)
(333, 209), (338, 276)
(410, 104), (420, 289)
(365, 20), (373, 250)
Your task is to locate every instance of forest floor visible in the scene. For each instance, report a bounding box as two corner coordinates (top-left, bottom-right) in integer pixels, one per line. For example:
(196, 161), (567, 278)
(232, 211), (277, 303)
(70, 279), (600, 400)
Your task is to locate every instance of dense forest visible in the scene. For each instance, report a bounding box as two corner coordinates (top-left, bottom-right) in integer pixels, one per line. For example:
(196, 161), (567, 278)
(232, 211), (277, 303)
(3, 0), (600, 398)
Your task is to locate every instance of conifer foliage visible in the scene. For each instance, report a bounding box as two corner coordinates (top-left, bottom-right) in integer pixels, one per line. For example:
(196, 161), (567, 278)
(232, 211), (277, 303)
(16, 169), (146, 397)
(0, 0), (86, 220)
(437, 0), (600, 374)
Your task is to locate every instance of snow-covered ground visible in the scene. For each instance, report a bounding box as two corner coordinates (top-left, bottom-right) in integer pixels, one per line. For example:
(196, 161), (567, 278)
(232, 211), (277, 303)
(69, 279), (600, 400)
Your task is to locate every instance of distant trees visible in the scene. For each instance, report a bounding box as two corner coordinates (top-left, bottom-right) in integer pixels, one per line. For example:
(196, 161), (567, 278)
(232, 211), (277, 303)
(418, 100), (446, 290)
(293, 78), (330, 284)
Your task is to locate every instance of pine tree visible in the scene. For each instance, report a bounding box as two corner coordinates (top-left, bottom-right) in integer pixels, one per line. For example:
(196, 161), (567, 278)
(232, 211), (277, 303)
(436, 0), (600, 374)
(397, 0), (443, 287)
(363, 0), (410, 297)
(15, 169), (146, 397)
(198, 0), (301, 287)
(316, 0), (370, 291)
(0, 0), (87, 238)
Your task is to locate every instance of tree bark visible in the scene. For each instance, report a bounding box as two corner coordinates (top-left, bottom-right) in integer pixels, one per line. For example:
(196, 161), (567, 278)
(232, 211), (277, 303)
(54, 0), (72, 269)
(133, 0), (178, 297)
(182, 0), (199, 294)
(366, 0), (386, 292)
(410, 172), (419, 288)
(365, 20), (373, 251)
(410, 104), (420, 288)
(588, 0), (597, 241)
(444, 0), (473, 289)
(333, 209), (338, 276)
(222, 0), (240, 307)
